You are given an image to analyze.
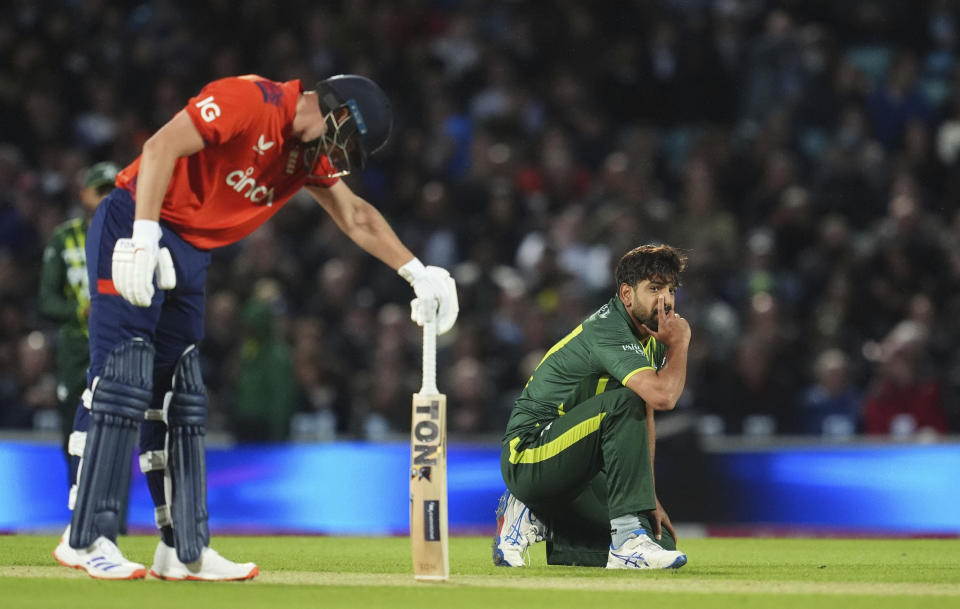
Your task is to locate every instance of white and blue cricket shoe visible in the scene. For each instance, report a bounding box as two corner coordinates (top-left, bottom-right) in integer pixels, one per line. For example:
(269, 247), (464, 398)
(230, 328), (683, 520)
(53, 525), (147, 580)
(606, 529), (687, 570)
(493, 490), (546, 567)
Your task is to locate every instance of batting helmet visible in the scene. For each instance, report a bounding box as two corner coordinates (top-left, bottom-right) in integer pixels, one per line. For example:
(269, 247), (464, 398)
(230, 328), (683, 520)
(306, 74), (392, 178)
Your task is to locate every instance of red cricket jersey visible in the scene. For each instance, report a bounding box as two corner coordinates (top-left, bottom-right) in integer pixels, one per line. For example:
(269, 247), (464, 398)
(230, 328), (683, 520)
(116, 75), (338, 250)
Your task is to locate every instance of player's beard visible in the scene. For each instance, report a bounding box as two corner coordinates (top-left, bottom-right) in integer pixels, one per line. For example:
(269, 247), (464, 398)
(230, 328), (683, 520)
(627, 307), (656, 332)
(636, 302), (671, 332)
(640, 309), (659, 332)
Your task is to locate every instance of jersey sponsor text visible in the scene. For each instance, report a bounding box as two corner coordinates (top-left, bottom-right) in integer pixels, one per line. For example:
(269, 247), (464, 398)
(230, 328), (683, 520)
(225, 167), (275, 206)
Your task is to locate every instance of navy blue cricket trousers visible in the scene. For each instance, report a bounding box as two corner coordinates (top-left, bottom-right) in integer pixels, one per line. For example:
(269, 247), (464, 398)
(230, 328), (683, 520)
(70, 188), (211, 517)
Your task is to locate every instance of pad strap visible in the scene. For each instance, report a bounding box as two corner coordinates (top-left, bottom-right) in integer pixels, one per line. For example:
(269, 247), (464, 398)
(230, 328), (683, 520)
(139, 450), (167, 473)
(67, 431), (87, 510)
(155, 505), (172, 528)
(68, 431), (87, 457)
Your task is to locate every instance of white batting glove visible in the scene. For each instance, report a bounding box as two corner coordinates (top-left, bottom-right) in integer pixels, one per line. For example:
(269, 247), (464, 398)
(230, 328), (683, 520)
(111, 220), (176, 307)
(398, 258), (459, 335)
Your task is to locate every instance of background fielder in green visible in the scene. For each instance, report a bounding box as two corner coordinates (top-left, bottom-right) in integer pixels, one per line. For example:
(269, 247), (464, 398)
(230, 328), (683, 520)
(494, 244), (691, 569)
(39, 161), (118, 462)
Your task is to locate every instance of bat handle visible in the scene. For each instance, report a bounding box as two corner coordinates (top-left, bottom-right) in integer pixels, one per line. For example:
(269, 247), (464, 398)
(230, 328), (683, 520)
(420, 316), (438, 395)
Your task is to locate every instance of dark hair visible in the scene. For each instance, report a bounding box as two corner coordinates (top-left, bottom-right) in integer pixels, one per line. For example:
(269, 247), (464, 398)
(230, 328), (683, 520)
(614, 244), (687, 288)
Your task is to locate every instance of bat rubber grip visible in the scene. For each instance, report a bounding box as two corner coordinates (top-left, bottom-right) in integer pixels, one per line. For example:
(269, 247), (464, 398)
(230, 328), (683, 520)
(420, 316), (438, 395)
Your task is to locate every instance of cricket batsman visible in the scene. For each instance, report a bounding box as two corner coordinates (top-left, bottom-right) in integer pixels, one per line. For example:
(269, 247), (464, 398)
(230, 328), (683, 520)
(53, 73), (458, 580)
(494, 245), (689, 569)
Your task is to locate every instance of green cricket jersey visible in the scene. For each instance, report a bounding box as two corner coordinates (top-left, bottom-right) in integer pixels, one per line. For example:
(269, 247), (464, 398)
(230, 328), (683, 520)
(504, 295), (667, 442)
(40, 217), (94, 431)
(40, 217), (92, 396)
(39, 218), (91, 334)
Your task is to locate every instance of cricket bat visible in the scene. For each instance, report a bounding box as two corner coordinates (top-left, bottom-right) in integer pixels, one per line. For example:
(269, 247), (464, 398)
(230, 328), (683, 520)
(410, 316), (449, 581)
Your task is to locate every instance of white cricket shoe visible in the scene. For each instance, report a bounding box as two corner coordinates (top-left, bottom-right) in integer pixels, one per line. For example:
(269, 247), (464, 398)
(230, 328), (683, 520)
(53, 525), (147, 580)
(149, 541), (259, 581)
(493, 490), (546, 567)
(606, 529), (687, 570)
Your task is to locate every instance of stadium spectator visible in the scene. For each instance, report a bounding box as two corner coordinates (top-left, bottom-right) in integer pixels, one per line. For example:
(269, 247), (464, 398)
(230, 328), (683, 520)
(867, 52), (933, 148)
(798, 348), (862, 436)
(696, 330), (796, 435)
(862, 321), (949, 436)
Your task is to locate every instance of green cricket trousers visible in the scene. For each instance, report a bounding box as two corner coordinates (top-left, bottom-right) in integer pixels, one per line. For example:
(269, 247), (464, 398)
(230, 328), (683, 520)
(500, 386), (676, 556)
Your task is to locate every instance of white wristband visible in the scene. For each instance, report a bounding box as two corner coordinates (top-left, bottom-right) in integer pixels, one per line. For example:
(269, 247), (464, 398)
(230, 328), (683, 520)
(398, 257), (426, 285)
(132, 219), (162, 243)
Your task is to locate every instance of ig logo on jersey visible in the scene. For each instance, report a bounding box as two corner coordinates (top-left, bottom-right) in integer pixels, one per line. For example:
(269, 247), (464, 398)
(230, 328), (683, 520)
(194, 96), (221, 122)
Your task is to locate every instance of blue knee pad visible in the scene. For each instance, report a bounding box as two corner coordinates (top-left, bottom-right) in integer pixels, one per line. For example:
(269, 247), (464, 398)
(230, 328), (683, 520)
(70, 339), (154, 549)
(167, 346), (209, 564)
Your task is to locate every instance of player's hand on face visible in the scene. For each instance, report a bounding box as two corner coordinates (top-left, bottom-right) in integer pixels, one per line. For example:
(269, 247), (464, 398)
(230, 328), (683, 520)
(641, 295), (691, 347)
(111, 221), (176, 307)
(400, 260), (459, 334)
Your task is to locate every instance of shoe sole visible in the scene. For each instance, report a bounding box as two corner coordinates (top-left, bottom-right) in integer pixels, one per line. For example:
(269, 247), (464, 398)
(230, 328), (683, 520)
(149, 565), (260, 582)
(606, 554), (688, 570)
(53, 549), (147, 580)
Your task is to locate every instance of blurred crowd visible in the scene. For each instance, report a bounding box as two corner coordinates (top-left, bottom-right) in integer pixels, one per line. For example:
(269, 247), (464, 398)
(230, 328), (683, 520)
(2, 0), (960, 441)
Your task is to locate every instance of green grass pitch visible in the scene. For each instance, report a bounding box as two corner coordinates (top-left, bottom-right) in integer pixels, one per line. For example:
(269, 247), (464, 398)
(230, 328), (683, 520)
(1, 535), (958, 609)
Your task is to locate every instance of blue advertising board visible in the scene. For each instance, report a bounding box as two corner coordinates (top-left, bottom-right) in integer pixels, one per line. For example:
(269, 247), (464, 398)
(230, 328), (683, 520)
(2, 440), (957, 535)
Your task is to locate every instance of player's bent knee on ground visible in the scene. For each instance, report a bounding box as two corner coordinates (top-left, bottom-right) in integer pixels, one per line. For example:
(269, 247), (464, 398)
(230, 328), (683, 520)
(70, 338), (154, 550)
